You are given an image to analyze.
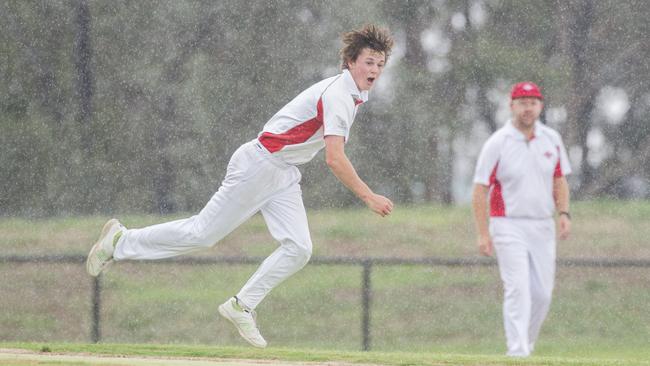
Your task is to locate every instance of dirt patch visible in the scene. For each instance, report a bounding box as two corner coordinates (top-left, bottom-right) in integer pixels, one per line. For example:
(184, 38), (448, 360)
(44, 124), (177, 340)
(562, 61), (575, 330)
(0, 348), (378, 366)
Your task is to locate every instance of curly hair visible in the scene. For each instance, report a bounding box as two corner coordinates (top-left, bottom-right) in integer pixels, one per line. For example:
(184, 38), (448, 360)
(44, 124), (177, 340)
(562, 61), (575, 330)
(340, 24), (394, 70)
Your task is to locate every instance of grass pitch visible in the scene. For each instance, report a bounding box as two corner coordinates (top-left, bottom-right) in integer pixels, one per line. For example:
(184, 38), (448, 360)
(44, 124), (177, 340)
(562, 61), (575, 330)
(1, 200), (649, 359)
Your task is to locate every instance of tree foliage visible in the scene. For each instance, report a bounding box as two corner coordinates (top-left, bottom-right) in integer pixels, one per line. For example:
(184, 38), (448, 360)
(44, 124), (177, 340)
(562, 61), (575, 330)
(1, 0), (648, 216)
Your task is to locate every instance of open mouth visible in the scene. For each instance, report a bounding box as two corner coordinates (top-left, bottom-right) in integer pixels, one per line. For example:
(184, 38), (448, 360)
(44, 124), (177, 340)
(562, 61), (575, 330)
(367, 77), (375, 84)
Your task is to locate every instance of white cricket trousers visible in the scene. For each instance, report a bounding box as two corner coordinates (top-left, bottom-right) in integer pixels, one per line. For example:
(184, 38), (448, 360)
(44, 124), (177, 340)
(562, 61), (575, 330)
(113, 139), (313, 309)
(490, 217), (556, 357)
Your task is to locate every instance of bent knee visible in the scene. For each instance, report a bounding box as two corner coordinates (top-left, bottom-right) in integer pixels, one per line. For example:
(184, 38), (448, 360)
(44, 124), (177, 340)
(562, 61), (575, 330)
(296, 242), (312, 263)
(285, 239), (312, 264)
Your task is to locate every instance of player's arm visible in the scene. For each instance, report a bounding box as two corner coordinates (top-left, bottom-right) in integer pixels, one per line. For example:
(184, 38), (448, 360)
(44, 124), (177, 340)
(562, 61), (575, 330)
(472, 184), (493, 256)
(472, 135), (499, 257)
(553, 176), (571, 240)
(324, 135), (393, 217)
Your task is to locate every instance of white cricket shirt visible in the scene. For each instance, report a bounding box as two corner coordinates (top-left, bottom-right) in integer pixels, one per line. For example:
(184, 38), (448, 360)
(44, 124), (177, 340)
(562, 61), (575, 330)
(257, 69), (368, 165)
(473, 120), (572, 219)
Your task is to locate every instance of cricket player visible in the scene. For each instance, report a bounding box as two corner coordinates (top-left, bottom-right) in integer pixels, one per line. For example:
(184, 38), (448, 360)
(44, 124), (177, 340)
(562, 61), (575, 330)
(472, 82), (572, 357)
(86, 24), (394, 348)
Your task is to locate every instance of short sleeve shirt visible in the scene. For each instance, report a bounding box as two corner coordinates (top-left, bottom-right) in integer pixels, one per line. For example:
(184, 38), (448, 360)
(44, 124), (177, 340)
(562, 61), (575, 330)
(473, 120), (571, 219)
(257, 69), (368, 165)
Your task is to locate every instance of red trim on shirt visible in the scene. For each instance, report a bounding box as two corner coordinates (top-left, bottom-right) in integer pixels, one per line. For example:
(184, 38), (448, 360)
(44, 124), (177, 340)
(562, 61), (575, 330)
(489, 162), (505, 217)
(259, 98), (324, 153)
(554, 146), (563, 177)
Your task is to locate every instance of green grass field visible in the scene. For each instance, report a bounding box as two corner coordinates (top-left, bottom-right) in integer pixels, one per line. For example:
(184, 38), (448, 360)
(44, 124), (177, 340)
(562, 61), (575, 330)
(1, 342), (649, 365)
(1, 200), (649, 364)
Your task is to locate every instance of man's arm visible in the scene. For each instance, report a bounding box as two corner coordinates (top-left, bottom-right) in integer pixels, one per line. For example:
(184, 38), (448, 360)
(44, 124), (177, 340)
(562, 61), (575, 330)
(472, 184), (493, 256)
(324, 135), (393, 217)
(553, 176), (571, 240)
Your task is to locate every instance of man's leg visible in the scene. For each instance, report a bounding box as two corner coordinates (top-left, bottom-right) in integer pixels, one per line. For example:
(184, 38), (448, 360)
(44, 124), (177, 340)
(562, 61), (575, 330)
(492, 219), (532, 357)
(527, 219), (556, 353)
(113, 189), (262, 260)
(112, 142), (272, 260)
(219, 175), (309, 348)
(236, 182), (312, 309)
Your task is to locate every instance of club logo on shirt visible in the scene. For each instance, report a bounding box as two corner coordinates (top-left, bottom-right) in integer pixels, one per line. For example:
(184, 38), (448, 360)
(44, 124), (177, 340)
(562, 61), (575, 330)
(543, 151), (554, 159)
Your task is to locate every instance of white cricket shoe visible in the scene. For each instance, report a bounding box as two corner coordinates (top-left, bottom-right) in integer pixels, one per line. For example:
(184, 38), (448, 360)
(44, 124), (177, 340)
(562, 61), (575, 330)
(218, 297), (267, 348)
(86, 218), (125, 277)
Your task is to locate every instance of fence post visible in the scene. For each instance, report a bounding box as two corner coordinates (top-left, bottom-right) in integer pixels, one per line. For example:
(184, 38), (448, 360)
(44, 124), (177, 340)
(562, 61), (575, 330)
(91, 274), (102, 343)
(361, 260), (372, 351)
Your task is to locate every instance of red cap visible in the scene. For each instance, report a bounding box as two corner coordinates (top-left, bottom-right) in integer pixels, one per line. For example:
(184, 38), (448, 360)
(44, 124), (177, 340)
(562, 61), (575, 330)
(511, 81), (543, 100)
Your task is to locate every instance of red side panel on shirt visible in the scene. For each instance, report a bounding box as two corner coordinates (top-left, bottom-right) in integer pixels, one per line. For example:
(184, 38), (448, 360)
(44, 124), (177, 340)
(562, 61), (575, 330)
(489, 162), (506, 217)
(554, 146), (563, 177)
(259, 98), (324, 153)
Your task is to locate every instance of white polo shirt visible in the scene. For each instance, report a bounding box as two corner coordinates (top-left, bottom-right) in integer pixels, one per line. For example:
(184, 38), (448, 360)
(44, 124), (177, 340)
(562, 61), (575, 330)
(257, 69), (368, 165)
(473, 120), (571, 219)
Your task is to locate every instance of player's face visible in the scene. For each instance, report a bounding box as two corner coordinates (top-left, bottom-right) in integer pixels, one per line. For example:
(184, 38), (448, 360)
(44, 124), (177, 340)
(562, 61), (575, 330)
(511, 97), (543, 128)
(348, 48), (386, 91)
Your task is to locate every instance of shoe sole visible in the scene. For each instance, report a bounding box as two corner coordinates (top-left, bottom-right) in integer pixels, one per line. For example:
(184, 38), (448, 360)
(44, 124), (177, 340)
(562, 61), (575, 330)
(218, 304), (267, 348)
(86, 219), (118, 277)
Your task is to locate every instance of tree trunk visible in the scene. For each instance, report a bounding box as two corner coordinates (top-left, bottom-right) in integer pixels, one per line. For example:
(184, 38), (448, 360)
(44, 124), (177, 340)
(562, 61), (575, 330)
(556, 0), (597, 198)
(73, 0), (94, 153)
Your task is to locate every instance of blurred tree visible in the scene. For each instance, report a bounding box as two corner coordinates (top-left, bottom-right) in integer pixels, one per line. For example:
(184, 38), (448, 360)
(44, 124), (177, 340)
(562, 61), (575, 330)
(1, 0), (649, 216)
(554, 0), (650, 198)
(74, 0), (94, 153)
(0, 1), (75, 215)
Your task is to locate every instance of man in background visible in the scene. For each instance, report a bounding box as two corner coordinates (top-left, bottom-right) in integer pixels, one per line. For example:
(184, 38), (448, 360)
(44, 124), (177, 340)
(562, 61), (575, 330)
(472, 81), (572, 357)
